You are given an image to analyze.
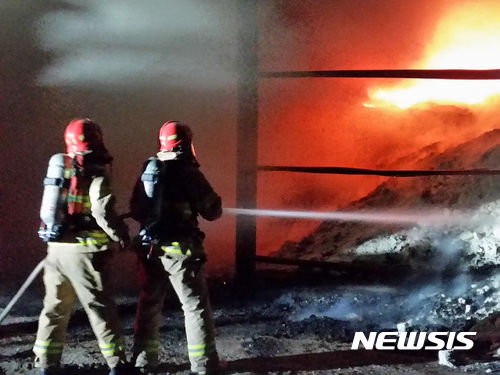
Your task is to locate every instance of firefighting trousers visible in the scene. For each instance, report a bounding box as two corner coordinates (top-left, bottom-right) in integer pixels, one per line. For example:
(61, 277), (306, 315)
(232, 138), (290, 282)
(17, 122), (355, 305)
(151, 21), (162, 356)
(133, 249), (218, 373)
(33, 247), (125, 369)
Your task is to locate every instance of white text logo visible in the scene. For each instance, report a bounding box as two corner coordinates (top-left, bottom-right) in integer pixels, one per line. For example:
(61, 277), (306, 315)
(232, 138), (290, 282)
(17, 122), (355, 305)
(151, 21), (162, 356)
(351, 331), (477, 350)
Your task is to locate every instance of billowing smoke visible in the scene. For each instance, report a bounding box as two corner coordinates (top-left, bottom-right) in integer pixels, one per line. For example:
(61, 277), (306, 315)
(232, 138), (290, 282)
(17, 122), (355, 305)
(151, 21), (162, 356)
(36, 0), (237, 89)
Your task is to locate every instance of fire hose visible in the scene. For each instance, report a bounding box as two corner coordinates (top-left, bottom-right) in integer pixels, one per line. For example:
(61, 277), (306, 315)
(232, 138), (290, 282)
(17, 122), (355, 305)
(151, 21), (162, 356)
(0, 213), (133, 326)
(0, 259), (45, 325)
(2, 159), (498, 325)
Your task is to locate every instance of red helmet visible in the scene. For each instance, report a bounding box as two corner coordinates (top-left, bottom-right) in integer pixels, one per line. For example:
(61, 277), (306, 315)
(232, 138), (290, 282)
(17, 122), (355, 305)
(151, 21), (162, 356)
(158, 121), (193, 152)
(64, 118), (104, 154)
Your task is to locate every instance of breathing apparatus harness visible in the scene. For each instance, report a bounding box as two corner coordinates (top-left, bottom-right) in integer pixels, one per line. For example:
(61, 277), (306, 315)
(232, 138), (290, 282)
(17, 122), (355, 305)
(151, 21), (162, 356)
(38, 153), (108, 242)
(138, 142), (200, 259)
(138, 156), (164, 258)
(38, 153), (71, 242)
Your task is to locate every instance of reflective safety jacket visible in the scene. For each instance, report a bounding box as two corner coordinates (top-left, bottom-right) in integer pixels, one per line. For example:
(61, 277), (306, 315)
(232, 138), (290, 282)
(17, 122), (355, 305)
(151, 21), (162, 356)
(50, 165), (129, 252)
(130, 152), (222, 245)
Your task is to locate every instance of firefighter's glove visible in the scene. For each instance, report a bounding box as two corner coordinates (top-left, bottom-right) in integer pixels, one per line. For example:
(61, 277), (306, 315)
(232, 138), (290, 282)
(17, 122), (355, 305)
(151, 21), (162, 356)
(38, 225), (63, 242)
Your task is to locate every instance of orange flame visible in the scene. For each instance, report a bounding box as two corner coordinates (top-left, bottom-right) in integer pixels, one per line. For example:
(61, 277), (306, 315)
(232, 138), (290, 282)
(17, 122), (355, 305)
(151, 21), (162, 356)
(368, 3), (500, 109)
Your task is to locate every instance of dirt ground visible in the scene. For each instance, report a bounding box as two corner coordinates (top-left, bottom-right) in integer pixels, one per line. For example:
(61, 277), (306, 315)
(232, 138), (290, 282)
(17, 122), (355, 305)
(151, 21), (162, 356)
(2, 270), (500, 375)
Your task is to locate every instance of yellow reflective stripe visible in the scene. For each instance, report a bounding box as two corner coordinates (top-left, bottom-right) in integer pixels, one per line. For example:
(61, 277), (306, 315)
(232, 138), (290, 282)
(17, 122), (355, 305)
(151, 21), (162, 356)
(34, 341), (63, 354)
(99, 339), (124, 352)
(35, 340), (63, 347)
(91, 233), (108, 238)
(83, 238), (109, 245)
(99, 340), (122, 348)
(99, 343), (115, 349)
(99, 343), (116, 355)
(189, 351), (205, 357)
(161, 247), (183, 254)
(188, 344), (206, 350)
(188, 343), (213, 358)
(167, 134), (178, 141)
(48, 230), (109, 247)
(161, 246), (191, 256)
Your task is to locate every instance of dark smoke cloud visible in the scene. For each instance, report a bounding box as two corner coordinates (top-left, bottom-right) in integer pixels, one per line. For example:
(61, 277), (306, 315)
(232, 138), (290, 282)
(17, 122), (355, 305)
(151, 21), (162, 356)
(37, 0), (237, 89)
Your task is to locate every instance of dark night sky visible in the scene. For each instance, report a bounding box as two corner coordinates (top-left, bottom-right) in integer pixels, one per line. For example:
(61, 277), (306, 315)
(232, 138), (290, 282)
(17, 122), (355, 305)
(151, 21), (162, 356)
(2, 0), (500, 290)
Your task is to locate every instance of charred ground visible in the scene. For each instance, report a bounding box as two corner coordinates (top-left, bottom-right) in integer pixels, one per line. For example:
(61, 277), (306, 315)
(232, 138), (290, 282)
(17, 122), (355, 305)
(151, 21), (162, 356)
(4, 130), (500, 374)
(2, 270), (500, 375)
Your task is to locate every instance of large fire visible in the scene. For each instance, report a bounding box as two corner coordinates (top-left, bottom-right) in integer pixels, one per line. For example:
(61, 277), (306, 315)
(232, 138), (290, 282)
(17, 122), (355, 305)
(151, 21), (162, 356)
(368, 3), (500, 109)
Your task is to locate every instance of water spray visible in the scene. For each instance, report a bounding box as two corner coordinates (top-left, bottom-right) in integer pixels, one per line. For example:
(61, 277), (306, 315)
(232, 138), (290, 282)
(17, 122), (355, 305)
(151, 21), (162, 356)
(224, 207), (492, 227)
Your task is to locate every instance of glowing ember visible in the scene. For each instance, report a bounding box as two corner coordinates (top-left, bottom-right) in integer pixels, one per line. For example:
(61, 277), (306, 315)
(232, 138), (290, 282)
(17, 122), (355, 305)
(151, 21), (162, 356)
(368, 3), (500, 109)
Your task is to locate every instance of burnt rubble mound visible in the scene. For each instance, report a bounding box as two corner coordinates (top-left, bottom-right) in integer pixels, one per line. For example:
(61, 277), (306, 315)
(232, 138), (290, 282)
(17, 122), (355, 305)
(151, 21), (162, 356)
(276, 129), (500, 271)
(274, 129), (500, 338)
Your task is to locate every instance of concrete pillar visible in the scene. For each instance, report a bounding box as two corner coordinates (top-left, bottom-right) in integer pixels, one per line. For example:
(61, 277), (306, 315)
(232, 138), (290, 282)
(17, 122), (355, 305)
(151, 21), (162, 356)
(235, 0), (258, 282)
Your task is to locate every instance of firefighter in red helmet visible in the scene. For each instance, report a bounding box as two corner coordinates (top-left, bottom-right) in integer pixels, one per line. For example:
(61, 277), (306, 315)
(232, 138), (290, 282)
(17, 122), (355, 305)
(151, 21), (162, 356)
(34, 119), (130, 375)
(130, 121), (222, 375)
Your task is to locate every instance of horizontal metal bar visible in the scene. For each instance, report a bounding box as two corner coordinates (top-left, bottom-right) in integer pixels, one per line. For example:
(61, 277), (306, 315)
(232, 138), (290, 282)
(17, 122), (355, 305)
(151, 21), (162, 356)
(255, 255), (408, 273)
(258, 165), (500, 177)
(260, 69), (500, 80)
(255, 255), (500, 276)
(256, 255), (358, 269)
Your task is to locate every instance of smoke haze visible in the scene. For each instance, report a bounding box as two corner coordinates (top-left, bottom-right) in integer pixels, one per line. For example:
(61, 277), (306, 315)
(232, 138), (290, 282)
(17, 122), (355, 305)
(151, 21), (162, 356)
(37, 0), (237, 89)
(3, 0), (500, 288)
(1, 0), (239, 288)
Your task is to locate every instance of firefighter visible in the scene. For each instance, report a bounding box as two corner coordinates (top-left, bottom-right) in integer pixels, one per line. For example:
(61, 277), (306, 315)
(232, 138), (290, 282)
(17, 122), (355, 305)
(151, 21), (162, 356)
(33, 119), (130, 375)
(130, 121), (222, 375)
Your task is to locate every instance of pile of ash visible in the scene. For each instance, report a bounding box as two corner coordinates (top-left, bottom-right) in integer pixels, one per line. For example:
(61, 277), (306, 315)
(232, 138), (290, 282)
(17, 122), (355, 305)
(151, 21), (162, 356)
(263, 271), (500, 345)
